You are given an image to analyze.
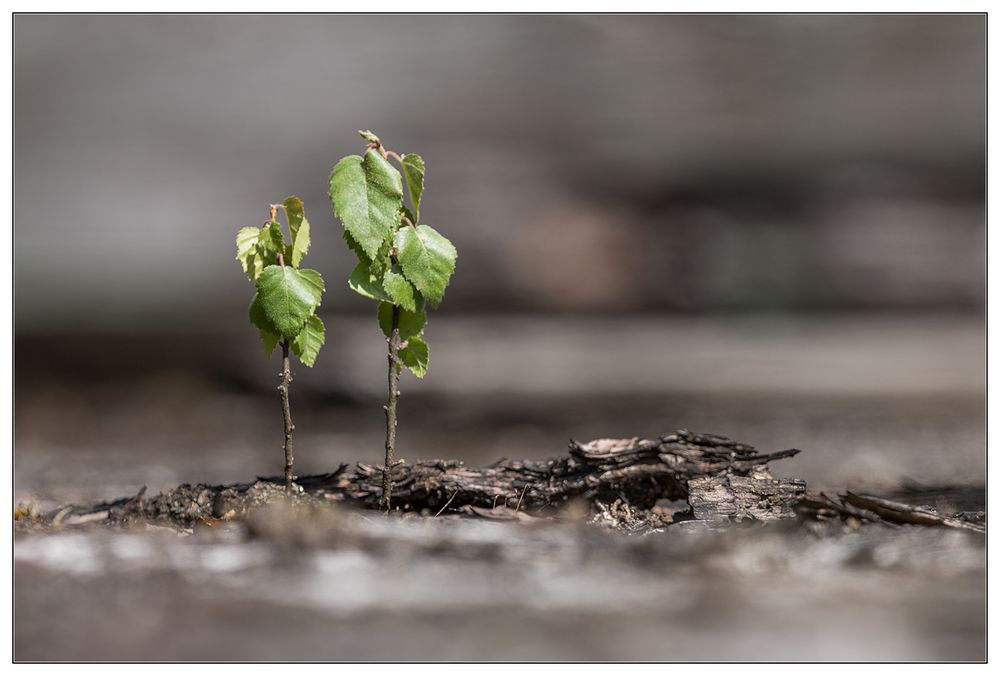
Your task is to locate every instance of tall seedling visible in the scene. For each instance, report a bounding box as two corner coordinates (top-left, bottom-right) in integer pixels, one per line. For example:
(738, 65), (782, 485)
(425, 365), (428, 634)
(329, 131), (457, 510)
(236, 197), (326, 493)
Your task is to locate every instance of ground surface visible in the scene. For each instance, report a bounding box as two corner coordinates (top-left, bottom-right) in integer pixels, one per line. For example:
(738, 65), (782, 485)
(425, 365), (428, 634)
(15, 507), (985, 661)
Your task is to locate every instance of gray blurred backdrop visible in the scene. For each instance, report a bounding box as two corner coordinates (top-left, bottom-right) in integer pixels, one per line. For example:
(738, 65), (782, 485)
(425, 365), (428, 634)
(14, 15), (985, 504)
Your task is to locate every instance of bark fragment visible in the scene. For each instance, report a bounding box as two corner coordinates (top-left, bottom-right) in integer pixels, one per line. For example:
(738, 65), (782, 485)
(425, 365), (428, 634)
(687, 472), (807, 522)
(40, 430), (804, 528)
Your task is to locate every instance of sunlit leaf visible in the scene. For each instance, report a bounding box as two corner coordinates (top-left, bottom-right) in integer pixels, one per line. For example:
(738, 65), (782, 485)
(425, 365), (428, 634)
(255, 265), (325, 339)
(401, 153), (425, 219)
(329, 150), (403, 260)
(395, 224), (457, 307)
(382, 265), (418, 312)
(283, 195), (311, 267)
(398, 336), (428, 378)
(291, 314), (325, 367)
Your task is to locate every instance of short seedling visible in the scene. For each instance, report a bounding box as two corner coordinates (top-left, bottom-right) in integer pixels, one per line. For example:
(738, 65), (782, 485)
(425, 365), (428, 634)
(235, 197), (326, 493)
(329, 131), (457, 510)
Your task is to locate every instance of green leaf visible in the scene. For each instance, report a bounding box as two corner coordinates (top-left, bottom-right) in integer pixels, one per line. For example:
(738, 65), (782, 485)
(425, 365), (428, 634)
(401, 153), (425, 219)
(236, 226), (262, 280)
(257, 221), (285, 259)
(343, 229), (370, 264)
(245, 253), (265, 281)
(329, 150), (403, 260)
(282, 196), (305, 236)
(287, 219), (310, 267)
(342, 229), (387, 277)
(395, 224), (457, 307)
(378, 302), (427, 342)
(382, 265), (418, 312)
(347, 260), (392, 302)
(255, 265), (325, 339)
(248, 293), (280, 357)
(283, 196), (311, 267)
(296, 268), (325, 300)
(398, 336), (429, 378)
(291, 314), (325, 367)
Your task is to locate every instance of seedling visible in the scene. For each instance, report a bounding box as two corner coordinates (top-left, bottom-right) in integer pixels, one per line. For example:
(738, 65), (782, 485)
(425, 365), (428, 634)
(329, 130), (457, 510)
(235, 197), (326, 493)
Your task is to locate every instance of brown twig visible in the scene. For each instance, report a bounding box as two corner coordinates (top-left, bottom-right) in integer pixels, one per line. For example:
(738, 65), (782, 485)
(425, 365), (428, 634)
(278, 340), (295, 493)
(381, 305), (402, 510)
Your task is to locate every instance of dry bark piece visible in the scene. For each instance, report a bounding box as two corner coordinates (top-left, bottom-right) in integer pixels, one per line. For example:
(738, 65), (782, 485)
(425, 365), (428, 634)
(688, 472), (807, 522)
(38, 430), (802, 528)
(336, 429), (801, 514)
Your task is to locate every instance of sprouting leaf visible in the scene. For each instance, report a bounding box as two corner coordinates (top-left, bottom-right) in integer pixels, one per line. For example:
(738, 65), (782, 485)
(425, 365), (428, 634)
(395, 224), (457, 307)
(257, 221), (286, 258)
(255, 265), (325, 339)
(283, 196), (310, 267)
(287, 220), (310, 268)
(328, 150), (403, 260)
(248, 293), (280, 357)
(382, 265), (418, 312)
(245, 253), (265, 281)
(398, 336), (429, 378)
(401, 153), (425, 219)
(378, 302), (426, 342)
(358, 129), (380, 145)
(291, 314), (325, 367)
(282, 196), (305, 238)
(347, 260), (392, 302)
(236, 226), (262, 279)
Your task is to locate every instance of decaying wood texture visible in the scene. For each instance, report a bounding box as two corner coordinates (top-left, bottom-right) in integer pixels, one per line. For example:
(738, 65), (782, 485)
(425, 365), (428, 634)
(37, 430), (807, 528)
(687, 473), (807, 522)
(337, 430), (802, 516)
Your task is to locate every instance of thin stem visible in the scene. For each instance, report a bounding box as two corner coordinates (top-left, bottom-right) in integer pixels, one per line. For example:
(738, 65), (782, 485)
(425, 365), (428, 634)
(381, 305), (401, 511)
(278, 340), (295, 494)
(368, 142), (388, 160)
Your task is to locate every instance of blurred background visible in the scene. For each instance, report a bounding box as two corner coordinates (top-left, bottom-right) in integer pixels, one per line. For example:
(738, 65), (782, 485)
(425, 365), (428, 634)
(15, 14), (984, 503)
